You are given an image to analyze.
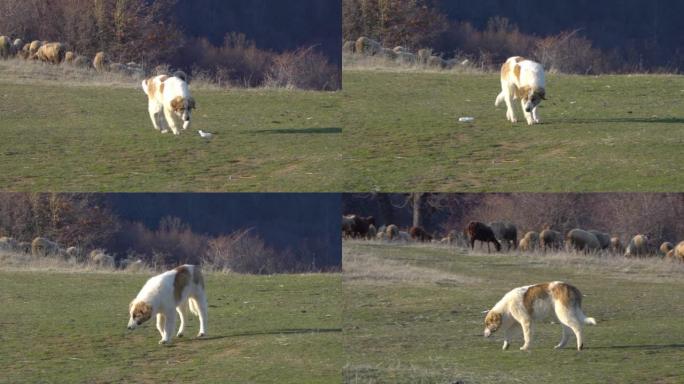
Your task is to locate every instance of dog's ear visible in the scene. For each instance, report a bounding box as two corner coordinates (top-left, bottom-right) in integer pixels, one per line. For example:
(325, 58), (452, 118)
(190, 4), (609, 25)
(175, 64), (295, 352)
(171, 96), (184, 112)
(188, 97), (196, 110)
(539, 90), (547, 100)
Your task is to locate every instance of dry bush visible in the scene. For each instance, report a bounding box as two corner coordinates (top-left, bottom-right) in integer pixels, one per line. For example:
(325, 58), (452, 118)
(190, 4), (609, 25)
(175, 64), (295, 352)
(265, 46), (341, 90)
(534, 30), (611, 74)
(205, 229), (294, 274)
(0, 193), (120, 251)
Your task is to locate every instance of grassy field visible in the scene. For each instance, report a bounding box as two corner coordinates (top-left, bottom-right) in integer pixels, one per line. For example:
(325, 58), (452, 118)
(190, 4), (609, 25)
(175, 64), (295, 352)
(0, 269), (342, 383)
(343, 241), (684, 384)
(0, 61), (342, 192)
(341, 70), (684, 192)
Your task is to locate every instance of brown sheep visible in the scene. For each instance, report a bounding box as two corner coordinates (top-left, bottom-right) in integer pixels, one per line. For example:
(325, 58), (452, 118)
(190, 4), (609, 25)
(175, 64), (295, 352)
(489, 222), (517, 251)
(518, 231), (539, 252)
(355, 37), (381, 56)
(89, 249), (115, 268)
(367, 224), (378, 240)
(466, 222), (501, 253)
(93, 51), (107, 72)
(659, 242), (674, 255)
(0, 36), (11, 59)
(565, 229), (600, 253)
(342, 215), (355, 238)
(35, 42), (66, 64)
(11, 38), (23, 55)
(540, 229), (563, 252)
(610, 237), (624, 255)
(342, 40), (355, 54)
(624, 234), (651, 257)
(588, 230), (611, 250)
(28, 40), (43, 58)
(409, 226), (433, 242)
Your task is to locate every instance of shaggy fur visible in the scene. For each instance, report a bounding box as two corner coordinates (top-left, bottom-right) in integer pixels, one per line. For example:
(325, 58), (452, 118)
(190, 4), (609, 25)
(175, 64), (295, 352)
(495, 56), (546, 125)
(35, 42), (66, 64)
(466, 222), (501, 252)
(484, 282), (596, 351)
(127, 265), (208, 344)
(142, 73), (196, 135)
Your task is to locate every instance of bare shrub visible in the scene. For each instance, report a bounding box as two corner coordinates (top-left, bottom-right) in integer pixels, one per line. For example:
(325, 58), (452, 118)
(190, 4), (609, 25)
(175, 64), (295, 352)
(204, 229), (304, 274)
(534, 30), (610, 74)
(265, 46), (341, 90)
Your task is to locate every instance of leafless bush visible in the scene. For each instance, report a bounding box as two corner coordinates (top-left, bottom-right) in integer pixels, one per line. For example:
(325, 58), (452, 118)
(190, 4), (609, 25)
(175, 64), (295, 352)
(265, 46), (341, 91)
(204, 229), (293, 274)
(534, 30), (611, 74)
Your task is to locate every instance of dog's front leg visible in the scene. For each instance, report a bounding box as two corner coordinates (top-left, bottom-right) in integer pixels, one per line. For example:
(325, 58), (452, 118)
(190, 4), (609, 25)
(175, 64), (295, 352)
(156, 313), (166, 341)
(163, 109), (181, 135)
(505, 94), (517, 123)
(532, 106), (541, 124)
(176, 304), (188, 338)
(502, 329), (511, 350)
(160, 310), (176, 344)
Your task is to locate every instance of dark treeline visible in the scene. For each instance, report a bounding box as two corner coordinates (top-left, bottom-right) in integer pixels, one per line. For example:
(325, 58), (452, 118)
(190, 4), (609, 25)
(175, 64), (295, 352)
(343, 193), (684, 245)
(437, 0), (684, 71)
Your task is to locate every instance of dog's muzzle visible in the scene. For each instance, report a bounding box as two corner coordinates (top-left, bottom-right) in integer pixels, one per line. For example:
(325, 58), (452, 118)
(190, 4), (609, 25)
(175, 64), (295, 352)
(484, 329), (492, 338)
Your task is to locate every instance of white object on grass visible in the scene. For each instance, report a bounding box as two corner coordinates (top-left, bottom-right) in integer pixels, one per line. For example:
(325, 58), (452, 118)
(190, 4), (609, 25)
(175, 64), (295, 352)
(198, 130), (213, 139)
(459, 117), (475, 123)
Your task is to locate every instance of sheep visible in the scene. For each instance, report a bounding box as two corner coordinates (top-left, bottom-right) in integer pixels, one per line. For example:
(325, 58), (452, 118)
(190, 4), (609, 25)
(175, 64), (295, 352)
(35, 42), (66, 64)
(28, 40), (43, 58)
(409, 226), (433, 242)
(64, 51), (75, 64)
(72, 55), (90, 68)
(65, 246), (83, 260)
(659, 242), (674, 255)
(11, 38), (23, 55)
(89, 249), (115, 268)
(31, 237), (63, 257)
(465, 221), (501, 253)
(376, 231), (388, 241)
(0, 35), (11, 59)
(392, 46), (407, 54)
(20, 43), (30, 59)
(489, 222), (517, 251)
(540, 229), (562, 252)
(121, 258), (145, 271)
(355, 37), (382, 56)
(667, 242), (684, 262)
(93, 51), (107, 72)
(588, 230), (611, 250)
(624, 234), (651, 258)
(397, 231), (411, 242)
(417, 49), (432, 64)
(342, 215), (355, 238)
(565, 229), (600, 253)
(386, 224), (399, 241)
(518, 231), (539, 252)
(367, 224), (378, 240)
(610, 237), (624, 255)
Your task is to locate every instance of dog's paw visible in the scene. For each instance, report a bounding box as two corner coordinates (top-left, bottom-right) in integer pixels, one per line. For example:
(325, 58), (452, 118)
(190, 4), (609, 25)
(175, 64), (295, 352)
(197, 332), (206, 338)
(159, 339), (169, 345)
(161, 129), (169, 134)
(176, 333), (184, 338)
(520, 346), (529, 351)
(502, 342), (510, 350)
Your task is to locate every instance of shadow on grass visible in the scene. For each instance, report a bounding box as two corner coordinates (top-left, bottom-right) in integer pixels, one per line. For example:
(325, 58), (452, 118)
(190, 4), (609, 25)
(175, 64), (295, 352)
(197, 328), (342, 341)
(560, 117), (684, 125)
(591, 344), (684, 350)
(248, 127), (342, 135)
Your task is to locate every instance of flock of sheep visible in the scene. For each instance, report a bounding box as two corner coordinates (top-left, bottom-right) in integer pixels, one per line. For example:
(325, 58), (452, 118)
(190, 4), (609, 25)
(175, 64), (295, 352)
(0, 236), (143, 270)
(342, 214), (684, 262)
(343, 36), (469, 70)
(0, 34), (144, 77)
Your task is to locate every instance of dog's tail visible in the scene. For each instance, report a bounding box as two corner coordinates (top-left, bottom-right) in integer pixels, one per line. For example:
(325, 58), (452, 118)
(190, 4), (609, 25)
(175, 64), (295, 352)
(188, 297), (201, 317)
(141, 79), (150, 96)
(495, 91), (505, 107)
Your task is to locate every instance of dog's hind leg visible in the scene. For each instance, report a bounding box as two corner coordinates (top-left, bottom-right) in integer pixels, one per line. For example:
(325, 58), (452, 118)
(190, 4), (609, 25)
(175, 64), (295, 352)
(555, 324), (571, 349)
(176, 302), (189, 338)
(520, 319), (532, 351)
(148, 101), (165, 132)
(504, 88), (517, 123)
(556, 306), (584, 350)
(190, 293), (208, 338)
(156, 313), (166, 341)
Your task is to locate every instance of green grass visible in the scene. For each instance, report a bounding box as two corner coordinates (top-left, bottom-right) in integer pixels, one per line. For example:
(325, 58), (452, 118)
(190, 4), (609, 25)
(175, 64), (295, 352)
(341, 70), (684, 192)
(343, 241), (684, 384)
(0, 270), (342, 383)
(0, 77), (342, 192)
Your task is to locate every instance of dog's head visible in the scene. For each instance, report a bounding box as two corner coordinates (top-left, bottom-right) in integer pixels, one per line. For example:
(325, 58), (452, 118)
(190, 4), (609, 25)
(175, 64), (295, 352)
(171, 96), (196, 126)
(523, 87), (546, 113)
(127, 301), (152, 330)
(483, 310), (502, 337)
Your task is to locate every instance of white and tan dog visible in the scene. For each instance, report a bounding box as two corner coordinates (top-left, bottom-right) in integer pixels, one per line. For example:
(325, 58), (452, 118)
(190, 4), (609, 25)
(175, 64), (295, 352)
(483, 281), (596, 351)
(127, 265), (208, 344)
(142, 72), (196, 135)
(495, 56), (546, 125)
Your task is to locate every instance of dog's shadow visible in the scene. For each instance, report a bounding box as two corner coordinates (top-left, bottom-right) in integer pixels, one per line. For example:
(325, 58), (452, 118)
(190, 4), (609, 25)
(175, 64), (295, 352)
(559, 117), (684, 125)
(246, 127), (342, 135)
(589, 343), (684, 351)
(191, 327), (342, 342)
